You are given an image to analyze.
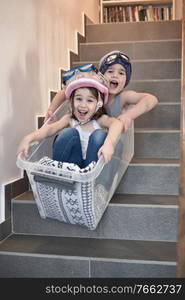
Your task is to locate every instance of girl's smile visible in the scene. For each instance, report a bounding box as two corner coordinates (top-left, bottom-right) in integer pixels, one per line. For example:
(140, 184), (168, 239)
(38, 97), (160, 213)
(73, 88), (97, 122)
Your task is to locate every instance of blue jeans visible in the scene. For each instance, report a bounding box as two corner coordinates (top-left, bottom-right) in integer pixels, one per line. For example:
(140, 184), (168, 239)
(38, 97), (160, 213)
(53, 128), (107, 168)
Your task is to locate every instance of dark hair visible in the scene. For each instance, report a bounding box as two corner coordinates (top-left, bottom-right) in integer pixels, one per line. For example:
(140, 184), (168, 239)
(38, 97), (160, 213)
(70, 87), (107, 121)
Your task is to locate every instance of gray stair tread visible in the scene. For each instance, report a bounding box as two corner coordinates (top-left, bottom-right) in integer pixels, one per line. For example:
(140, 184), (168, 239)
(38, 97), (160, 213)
(81, 38), (182, 45)
(134, 127), (180, 133)
(111, 194), (178, 206)
(131, 157), (179, 164)
(74, 58), (181, 64)
(13, 191), (178, 206)
(86, 21), (182, 42)
(130, 78), (180, 81)
(80, 39), (181, 61)
(0, 234), (176, 263)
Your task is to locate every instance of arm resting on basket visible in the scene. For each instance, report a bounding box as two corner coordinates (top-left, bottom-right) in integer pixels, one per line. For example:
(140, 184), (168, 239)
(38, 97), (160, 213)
(17, 113), (71, 158)
(118, 90), (158, 131)
(44, 90), (67, 123)
(97, 115), (124, 164)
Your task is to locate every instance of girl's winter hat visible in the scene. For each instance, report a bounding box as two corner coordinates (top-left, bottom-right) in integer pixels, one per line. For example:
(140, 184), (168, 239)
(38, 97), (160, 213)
(99, 50), (132, 87)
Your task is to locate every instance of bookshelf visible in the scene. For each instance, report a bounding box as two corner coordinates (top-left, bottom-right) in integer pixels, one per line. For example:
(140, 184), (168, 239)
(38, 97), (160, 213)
(100, 0), (175, 23)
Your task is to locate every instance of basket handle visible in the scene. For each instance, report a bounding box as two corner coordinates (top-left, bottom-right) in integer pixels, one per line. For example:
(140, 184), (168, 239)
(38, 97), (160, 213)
(31, 172), (75, 189)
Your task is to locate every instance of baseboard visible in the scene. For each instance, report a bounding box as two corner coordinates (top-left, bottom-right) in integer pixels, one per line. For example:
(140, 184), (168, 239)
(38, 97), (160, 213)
(0, 172), (29, 240)
(1, 92), (53, 238)
(0, 217), (11, 241)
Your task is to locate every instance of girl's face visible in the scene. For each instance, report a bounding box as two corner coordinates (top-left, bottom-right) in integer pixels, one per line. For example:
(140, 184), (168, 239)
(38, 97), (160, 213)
(104, 63), (126, 95)
(73, 88), (98, 123)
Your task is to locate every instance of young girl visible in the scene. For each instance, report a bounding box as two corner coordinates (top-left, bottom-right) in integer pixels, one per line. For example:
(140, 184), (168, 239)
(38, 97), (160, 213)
(44, 51), (158, 127)
(17, 73), (124, 168)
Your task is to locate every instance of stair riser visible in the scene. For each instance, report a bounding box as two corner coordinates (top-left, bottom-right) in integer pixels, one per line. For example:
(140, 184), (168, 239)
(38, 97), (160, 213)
(86, 21), (181, 42)
(73, 60), (181, 80)
(0, 254), (176, 278)
(12, 202), (177, 241)
(134, 131), (180, 159)
(117, 164), (179, 195)
(126, 80), (180, 103)
(80, 40), (181, 61)
(0, 254), (89, 278)
(91, 260), (176, 278)
(133, 60), (181, 80)
(135, 104), (180, 129)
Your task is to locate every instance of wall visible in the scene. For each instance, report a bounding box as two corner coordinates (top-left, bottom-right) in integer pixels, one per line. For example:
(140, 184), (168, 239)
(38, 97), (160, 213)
(174, 0), (183, 19)
(0, 0), (99, 222)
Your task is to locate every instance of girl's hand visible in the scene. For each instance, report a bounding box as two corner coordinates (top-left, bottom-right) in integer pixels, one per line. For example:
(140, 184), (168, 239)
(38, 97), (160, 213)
(117, 114), (132, 131)
(98, 142), (114, 164)
(17, 137), (31, 158)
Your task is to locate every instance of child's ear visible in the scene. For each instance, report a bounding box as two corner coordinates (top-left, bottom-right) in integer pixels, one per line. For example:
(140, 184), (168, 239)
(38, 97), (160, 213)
(97, 100), (103, 109)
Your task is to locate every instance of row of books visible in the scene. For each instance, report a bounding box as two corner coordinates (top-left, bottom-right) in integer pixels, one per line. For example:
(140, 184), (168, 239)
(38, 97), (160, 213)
(103, 5), (172, 23)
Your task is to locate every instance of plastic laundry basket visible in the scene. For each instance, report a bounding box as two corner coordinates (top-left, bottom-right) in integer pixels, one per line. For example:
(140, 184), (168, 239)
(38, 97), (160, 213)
(17, 101), (134, 230)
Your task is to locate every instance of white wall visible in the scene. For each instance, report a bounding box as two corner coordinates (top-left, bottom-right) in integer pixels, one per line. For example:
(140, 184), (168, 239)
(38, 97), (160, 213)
(0, 0), (99, 222)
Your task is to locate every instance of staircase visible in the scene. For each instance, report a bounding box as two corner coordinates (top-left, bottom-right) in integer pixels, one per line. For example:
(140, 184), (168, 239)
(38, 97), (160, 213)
(0, 20), (181, 278)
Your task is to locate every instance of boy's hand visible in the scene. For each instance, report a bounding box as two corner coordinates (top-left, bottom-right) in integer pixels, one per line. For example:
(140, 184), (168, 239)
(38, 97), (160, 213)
(44, 110), (55, 123)
(117, 114), (132, 131)
(98, 142), (114, 164)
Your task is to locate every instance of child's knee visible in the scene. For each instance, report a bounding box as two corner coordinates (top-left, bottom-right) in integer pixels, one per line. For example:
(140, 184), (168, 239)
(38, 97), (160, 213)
(53, 128), (79, 147)
(61, 127), (79, 137)
(90, 129), (107, 144)
(57, 127), (79, 139)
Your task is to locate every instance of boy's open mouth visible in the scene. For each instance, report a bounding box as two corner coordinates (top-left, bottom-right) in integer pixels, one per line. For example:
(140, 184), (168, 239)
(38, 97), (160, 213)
(110, 80), (119, 88)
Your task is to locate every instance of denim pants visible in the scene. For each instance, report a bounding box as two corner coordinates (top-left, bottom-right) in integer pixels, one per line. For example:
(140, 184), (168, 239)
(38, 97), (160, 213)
(53, 127), (107, 168)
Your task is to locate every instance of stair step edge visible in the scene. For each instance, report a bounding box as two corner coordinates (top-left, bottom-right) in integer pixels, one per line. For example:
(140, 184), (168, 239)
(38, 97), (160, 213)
(13, 191), (179, 206)
(0, 234), (177, 263)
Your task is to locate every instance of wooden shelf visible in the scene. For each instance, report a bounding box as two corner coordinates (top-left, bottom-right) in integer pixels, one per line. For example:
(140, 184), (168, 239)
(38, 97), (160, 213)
(102, 0), (172, 6)
(100, 0), (174, 23)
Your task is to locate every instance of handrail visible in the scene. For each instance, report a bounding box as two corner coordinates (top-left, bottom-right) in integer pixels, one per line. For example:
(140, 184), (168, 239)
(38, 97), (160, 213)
(177, 0), (185, 278)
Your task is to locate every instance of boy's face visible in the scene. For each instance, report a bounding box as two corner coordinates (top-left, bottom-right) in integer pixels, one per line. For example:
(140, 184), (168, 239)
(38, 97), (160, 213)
(104, 64), (126, 95)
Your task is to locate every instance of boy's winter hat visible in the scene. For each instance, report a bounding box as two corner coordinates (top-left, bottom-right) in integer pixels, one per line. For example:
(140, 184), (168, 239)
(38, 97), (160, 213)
(99, 50), (132, 87)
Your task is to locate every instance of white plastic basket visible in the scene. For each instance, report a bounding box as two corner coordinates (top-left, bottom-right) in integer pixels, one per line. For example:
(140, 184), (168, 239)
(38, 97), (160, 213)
(17, 102), (134, 230)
